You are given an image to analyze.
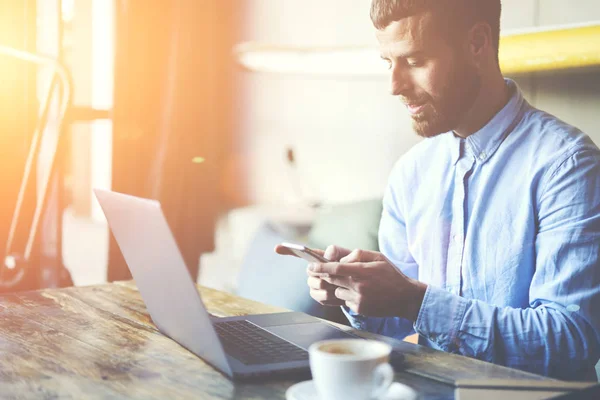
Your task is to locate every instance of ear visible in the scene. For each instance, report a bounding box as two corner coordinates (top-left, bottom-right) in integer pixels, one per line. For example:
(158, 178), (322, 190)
(467, 21), (493, 67)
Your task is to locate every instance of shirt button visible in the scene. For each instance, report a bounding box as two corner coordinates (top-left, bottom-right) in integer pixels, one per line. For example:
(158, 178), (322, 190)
(478, 152), (487, 161)
(453, 234), (461, 244)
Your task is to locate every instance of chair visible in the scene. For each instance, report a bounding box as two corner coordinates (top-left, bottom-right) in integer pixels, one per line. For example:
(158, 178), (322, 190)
(0, 45), (73, 292)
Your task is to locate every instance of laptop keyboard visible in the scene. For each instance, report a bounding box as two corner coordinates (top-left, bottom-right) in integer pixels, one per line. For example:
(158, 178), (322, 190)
(213, 320), (309, 365)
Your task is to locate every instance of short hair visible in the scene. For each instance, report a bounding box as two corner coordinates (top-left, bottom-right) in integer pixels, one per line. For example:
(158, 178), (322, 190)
(370, 0), (502, 60)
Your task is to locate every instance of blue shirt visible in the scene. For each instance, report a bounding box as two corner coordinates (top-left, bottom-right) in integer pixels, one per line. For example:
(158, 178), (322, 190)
(343, 79), (600, 380)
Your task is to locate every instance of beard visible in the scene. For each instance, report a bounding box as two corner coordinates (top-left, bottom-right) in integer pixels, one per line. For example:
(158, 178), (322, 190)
(409, 57), (481, 138)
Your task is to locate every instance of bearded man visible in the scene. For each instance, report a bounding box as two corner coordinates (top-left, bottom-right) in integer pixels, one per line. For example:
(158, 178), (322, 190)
(277, 0), (600, 381)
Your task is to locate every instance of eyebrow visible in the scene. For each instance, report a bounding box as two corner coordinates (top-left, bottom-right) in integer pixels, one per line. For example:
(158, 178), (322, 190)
(380, 50), (425, 60)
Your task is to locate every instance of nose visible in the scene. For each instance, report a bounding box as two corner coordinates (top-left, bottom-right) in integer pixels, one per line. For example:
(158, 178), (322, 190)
(389, 64), (412, 97)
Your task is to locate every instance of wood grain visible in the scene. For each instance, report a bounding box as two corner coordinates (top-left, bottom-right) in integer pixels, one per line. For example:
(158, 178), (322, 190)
(0, 282), (551, 399)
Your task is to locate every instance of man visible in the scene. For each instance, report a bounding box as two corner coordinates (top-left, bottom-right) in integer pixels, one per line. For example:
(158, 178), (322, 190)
(276, 0), (600, 380)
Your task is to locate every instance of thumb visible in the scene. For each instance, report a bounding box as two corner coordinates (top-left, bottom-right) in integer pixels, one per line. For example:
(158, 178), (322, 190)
(340, 249), (391, 264)
(324, 245), (352, 262)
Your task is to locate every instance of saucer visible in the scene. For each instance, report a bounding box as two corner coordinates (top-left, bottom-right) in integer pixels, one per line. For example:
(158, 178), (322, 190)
(286, 380), (419, 400)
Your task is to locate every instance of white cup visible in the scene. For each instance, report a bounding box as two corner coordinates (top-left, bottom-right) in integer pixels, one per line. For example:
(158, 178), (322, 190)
(309, 339), (394, 400)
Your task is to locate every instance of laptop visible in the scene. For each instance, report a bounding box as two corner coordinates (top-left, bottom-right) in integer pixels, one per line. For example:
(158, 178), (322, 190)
(94, 189), (386, 380)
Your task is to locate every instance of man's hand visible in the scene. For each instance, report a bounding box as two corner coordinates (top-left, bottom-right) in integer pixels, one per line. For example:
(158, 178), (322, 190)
(275, 244), (427, 320)
(311, 248), (427, 321)
(275, 244), (352, 307)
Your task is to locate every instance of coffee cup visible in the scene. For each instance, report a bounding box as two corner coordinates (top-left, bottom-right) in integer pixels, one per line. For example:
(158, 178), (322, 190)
(309, 339), (394, 400)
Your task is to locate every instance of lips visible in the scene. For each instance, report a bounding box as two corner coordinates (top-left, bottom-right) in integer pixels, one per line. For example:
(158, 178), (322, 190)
(405, 102), (426, 115)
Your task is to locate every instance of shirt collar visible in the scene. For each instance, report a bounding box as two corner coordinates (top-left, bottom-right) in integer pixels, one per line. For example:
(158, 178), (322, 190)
(463, 79), (525, 163)
(450, 133), (464, 165)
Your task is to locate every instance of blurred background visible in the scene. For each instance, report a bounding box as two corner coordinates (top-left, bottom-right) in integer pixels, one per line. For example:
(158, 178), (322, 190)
(0, 0), (599, 320)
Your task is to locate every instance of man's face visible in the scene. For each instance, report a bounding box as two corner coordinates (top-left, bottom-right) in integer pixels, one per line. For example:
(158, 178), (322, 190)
(376, 12), (481, 138)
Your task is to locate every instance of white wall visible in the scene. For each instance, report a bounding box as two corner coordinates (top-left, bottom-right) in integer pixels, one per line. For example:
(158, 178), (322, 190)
(236, 0), (600, 206)
(236, 0), (419, 206)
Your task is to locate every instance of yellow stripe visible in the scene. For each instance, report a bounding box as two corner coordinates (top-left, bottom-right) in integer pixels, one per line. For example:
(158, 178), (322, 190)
(500, 25), (600, 74)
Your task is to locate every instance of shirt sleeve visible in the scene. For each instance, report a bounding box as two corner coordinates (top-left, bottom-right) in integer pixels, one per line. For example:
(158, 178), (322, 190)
(343, 161), (419, 340)
(413, 149), (600, 380)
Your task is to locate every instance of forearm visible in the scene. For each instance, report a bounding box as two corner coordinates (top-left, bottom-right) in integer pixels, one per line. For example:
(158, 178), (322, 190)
(415, 286), (600, 380)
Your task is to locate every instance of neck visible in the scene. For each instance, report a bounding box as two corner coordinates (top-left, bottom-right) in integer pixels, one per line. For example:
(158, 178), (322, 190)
(454, 73), (509, 138)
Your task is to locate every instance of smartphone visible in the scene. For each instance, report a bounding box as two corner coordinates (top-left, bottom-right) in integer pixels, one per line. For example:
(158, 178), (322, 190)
(279, 242), (330, 263)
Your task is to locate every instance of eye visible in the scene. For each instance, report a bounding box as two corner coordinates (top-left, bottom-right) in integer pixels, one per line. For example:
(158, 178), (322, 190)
(407, 58), (424, 67)
(382, 58), (392, 70)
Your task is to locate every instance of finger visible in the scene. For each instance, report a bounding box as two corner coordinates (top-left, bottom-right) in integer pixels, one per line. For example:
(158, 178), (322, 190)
(324, 245), (353, 262)
(340, 248), (386, 263)
(274, 244), (296, 257)
(309, 262), (367, 277)
(321, 275), (354, 289)
(307, 276), (321, 290)
(334, 287), (359, 303)
(310, 289), (345, 306)
(307, 276), (337, 291)
(307, 265), (330, 279)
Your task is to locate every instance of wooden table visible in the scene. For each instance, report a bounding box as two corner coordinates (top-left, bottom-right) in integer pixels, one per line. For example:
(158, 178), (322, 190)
(0, 281), (551, 399)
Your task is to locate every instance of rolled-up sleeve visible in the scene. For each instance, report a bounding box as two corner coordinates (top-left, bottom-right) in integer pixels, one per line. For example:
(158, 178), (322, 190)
(413, 149), (600, 380)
